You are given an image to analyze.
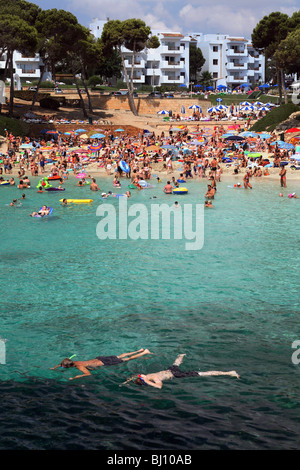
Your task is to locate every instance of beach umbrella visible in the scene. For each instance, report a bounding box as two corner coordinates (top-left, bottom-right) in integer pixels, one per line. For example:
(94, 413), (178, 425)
(46, 130), (61, 134)
(75, 129), (87, 133)
(259, 84), (270, 89)
(207, 107), (219, 113)
(171, 127), (185, 132)
(291, 153), (300, 161)
(88, 143), (103, 152)
(257, 133), (272, 139)
(285, 128), (300, 133)
(115, 128), (125, 132)
(216, 98), (223, 103)
(254, 101), (263, 106)
(265, 103), (276, 107)
(239, 131), (257, 137)
(224, 135), (245, 141)
(221, 133), (235, 138)
(240, 101), (251, 106)
(20, 143), (33, 148)
(189, 104), (201, 109)
(157, 110), (169, 114)
(258, 106), (271, 111)
(216, 105), (228, 110)
(240, 106), (255, 111)
(90, 133), (105, 138)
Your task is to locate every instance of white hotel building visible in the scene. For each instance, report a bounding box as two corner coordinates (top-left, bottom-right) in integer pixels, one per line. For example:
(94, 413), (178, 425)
(190, 33), (265, 89)
(91, 19), (266, 90)
(0, 51), (51, 85)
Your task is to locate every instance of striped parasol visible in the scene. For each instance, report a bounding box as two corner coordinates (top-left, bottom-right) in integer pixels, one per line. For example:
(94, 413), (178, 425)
(88, 143), (103, 152)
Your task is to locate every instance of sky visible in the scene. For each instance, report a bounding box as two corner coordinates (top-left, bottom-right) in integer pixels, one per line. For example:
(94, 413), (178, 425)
(32, 0), (299, 38)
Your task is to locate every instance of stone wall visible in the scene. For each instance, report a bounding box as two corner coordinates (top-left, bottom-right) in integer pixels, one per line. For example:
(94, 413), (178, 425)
(89, 95), (210, 116)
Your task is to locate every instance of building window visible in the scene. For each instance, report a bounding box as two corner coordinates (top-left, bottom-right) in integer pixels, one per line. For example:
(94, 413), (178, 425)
(213, 46), (218, 52)
(213, 59), (218, 65)
(213, 72), (218, 78)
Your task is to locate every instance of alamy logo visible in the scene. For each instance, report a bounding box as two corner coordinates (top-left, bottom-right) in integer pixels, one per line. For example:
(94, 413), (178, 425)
(0, 338), (6, 365)
(291, 340), (300, 365)
(96, 198), (205, 250)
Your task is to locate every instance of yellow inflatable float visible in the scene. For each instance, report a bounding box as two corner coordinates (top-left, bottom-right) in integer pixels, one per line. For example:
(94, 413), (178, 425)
(59, 199), (93, 204)
(172, 187), (188, 195)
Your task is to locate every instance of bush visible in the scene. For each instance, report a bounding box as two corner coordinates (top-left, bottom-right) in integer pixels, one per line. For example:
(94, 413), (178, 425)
(39, 81), (55, 88)
(39, 97), (60, 110)
(87, 75), (103, 87)
(0, 115), (29, 138)
(251, 103), (300, 132)
(116, 79), (127, 89)
(14, 90), (50, 101)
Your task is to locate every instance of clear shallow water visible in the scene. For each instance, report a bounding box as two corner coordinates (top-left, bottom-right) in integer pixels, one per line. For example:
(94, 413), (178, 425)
(0, 174), (300, 449)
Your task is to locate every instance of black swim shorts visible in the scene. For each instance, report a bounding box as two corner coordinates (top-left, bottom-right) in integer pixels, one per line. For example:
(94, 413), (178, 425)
(96, 355), (123, 366)
(168, 365), (199, 378)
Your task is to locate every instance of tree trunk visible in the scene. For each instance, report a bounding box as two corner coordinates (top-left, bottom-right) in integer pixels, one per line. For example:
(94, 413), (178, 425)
(3, 51), (9, 82)
(120, 50), (138, 116)
(73, 71), (88, 118)
(276, 67), (282, 105)
(30, 63), (45, 110)
(8, 51), (14, 117)
(81, 62), (93, 113)
(280, 68), (288, 104)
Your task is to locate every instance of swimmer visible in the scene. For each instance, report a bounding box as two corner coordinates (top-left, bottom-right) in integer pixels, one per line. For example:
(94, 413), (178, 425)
(288, 193), (298, 199)
(205, 200), (214, 208)
(101, 192), (109, 198)
(125, 191), (131, 198)
(163, 181), (174, 194)
(279, 193), (283, 197)
(30, 205), (50, 217)
(173, 201), (180, 209)
(156, 177), (161, 183)
(61, 199), (68, 205)
(51, 348), (152, 381)
(9, 199), (18, 206)
(130, 354), (239, 389)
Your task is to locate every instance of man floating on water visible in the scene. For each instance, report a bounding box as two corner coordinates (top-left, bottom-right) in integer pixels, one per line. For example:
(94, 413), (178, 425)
(125, 354), (239, 389)
(51, 348), (152, 380)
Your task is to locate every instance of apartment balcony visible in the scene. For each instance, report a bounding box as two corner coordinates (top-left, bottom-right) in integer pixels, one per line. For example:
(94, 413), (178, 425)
(124, 59), (145, 68)
(16, 67), (40, 77)
(227, 48), (247, 57)
(161, 60), (183, 69)
(19, 55), (40, 62)
(131, 75), (145, 83)
(160, 45), (184, 54)
(160, 75), (184, 84)
(227, 62), (247, 69)
(227, 75), (247, 83)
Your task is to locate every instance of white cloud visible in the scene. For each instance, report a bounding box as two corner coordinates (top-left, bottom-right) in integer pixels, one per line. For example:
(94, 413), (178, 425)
(63, 0), (299, 37)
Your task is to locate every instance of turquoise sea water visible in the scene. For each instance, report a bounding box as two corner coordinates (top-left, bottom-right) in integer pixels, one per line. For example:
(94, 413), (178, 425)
(0, 174), (300, 449)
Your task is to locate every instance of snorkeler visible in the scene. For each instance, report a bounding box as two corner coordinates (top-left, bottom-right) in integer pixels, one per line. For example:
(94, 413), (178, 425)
(130, 354), (239, 389)
(51, 348), (152, 380)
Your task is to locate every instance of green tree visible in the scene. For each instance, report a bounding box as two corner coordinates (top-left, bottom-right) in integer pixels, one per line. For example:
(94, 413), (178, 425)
(199, 70), (213, 88)
(274, 29), (300, 76)
(189, 44), (205, 82)
(251, 12), (291, 104)
(101, 19), (159, 115)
